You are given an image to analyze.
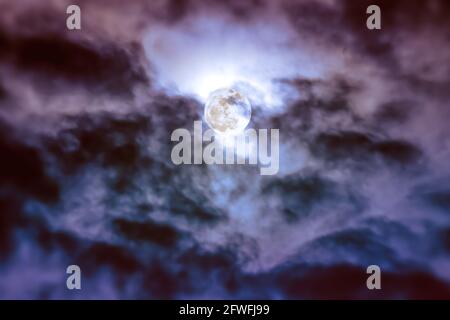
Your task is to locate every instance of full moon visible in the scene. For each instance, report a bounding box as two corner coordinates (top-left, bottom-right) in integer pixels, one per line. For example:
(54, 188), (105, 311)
(204, 88), (252, 135)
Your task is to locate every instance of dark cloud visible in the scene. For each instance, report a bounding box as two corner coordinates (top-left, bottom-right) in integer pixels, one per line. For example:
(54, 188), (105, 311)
(263, 173), (337, 221)
(263, 172), (367, 222)
(164, 0), (192, 23)
(167, 190), (225, 224)
(0, 32), (148, 97)
(46, 113), (151, 174)
(313, 228), (398, 265)
(213, 0), (266, 19)
(0, 196), (25, 259)
(78, 242), (140, 275)
(158, 0), (267, 22)
(374, 100), (415, 124)
(313, 131), (373, 160)
(34, 226), (80, 254)
(373, 140), (422, 165)
(0, 81), (6, 100)
(149, 94), (203, 132)
(139, 261), (179, 299)
(443, 229), (450, 253)
(113, 218), (182, 248)
(311, 131), (422, 168)
(268, 77), (361, 137)
(0, 122), (60, 203)
(277, 264), (450, 299)
(410, 181), (450, 216)
(423, 190), (450, 213)
(284, 0), (450, 81)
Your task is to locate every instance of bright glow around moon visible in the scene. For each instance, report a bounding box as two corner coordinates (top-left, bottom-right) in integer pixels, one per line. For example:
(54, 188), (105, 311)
(143, 14), (328, 108)
(204, 88), (251, 136)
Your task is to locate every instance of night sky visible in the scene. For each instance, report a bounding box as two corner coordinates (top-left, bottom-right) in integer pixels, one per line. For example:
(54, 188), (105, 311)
(0, 0), (450, 299)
